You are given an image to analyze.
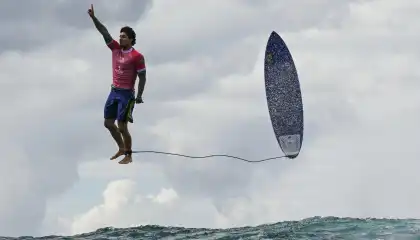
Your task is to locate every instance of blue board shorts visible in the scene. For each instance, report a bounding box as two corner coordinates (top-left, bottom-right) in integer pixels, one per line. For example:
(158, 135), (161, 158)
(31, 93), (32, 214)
(104, 87), (136, 123)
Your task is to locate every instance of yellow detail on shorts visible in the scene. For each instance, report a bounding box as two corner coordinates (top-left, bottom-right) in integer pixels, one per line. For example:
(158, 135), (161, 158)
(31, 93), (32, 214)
(125, 99), (135, 122)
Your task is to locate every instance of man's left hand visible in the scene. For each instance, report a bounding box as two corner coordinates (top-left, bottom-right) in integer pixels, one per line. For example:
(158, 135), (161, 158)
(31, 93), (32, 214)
(135, 96), (143, 104)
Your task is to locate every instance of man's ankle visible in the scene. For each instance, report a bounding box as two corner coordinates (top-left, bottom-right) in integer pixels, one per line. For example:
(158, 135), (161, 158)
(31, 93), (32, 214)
(124, 149), (132, 155)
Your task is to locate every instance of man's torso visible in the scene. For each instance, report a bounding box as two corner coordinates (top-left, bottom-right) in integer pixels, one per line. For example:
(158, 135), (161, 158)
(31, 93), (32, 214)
(108, 40), (145, 90)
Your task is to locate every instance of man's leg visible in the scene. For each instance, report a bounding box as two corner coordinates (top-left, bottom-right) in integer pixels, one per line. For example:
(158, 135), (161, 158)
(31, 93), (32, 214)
(117, 120), (133, 164)
(104, 119), (125, 160)
(104, 90), (125, 160)
(116, 97), (135, 164)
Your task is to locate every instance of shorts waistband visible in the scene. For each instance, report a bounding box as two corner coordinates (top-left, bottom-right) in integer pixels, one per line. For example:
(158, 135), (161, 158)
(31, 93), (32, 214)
(111, 85), (134, 92)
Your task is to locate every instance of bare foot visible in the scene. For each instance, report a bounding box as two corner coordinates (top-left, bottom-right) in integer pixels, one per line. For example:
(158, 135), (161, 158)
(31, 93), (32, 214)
(118, 154), (132, 164)
(110, 149), (125, 160)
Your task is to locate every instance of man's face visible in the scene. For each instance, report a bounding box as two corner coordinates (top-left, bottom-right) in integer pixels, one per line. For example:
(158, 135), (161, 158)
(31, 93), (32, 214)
(119, 32), (132, 47)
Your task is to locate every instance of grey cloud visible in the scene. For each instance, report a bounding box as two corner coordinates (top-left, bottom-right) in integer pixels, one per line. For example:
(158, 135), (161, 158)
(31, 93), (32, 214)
(0, 0), (152, 53)
(129, 0), (368, 104)
(0, 0), (151, 26)
(138, 0), (367, 67)
(52, 0), (152, 29)
(0, 113), (83, 236)
(147, 40), (262, 103)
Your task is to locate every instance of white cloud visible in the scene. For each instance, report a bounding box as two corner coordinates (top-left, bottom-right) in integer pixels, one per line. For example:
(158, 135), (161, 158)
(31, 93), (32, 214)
(148, 188), (179, 204)
(70, 179), (137, 234)
(69, 179), (221, 235)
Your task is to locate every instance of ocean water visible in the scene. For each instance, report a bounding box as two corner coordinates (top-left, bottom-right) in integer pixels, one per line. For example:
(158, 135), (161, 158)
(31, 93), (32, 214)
(3, 217), (420, 240)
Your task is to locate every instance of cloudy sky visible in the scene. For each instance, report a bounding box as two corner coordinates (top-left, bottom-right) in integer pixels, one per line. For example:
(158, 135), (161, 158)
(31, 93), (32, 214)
(1, 0), (420, 237)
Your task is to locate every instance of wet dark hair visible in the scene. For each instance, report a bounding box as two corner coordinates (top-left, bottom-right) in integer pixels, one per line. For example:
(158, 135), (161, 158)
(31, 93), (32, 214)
(120, 26), (136, 46)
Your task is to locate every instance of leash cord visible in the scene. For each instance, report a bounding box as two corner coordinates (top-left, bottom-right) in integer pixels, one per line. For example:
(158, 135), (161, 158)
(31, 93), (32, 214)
(131, 150), (288, 163)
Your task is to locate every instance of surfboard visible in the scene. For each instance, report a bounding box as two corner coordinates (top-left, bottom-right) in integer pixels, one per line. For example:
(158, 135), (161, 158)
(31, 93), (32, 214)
(264, 31), (304, 159)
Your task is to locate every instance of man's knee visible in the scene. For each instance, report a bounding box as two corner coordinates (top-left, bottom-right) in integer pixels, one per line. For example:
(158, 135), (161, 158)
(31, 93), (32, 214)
(117, 121), (128, 134)
(104, 119), (116, 129)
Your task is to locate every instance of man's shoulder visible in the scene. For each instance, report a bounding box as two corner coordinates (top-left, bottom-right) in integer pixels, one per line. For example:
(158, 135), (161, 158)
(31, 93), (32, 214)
(107, 39), (121, 51)
(131, 49), (144, 58)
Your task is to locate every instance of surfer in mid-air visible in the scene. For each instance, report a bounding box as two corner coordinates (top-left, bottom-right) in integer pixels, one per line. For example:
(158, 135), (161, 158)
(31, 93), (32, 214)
(88, 4), (147, 164)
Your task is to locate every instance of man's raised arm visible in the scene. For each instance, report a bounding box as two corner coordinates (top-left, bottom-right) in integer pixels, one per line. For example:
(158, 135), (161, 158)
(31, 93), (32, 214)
(87, 4), (113, 44)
